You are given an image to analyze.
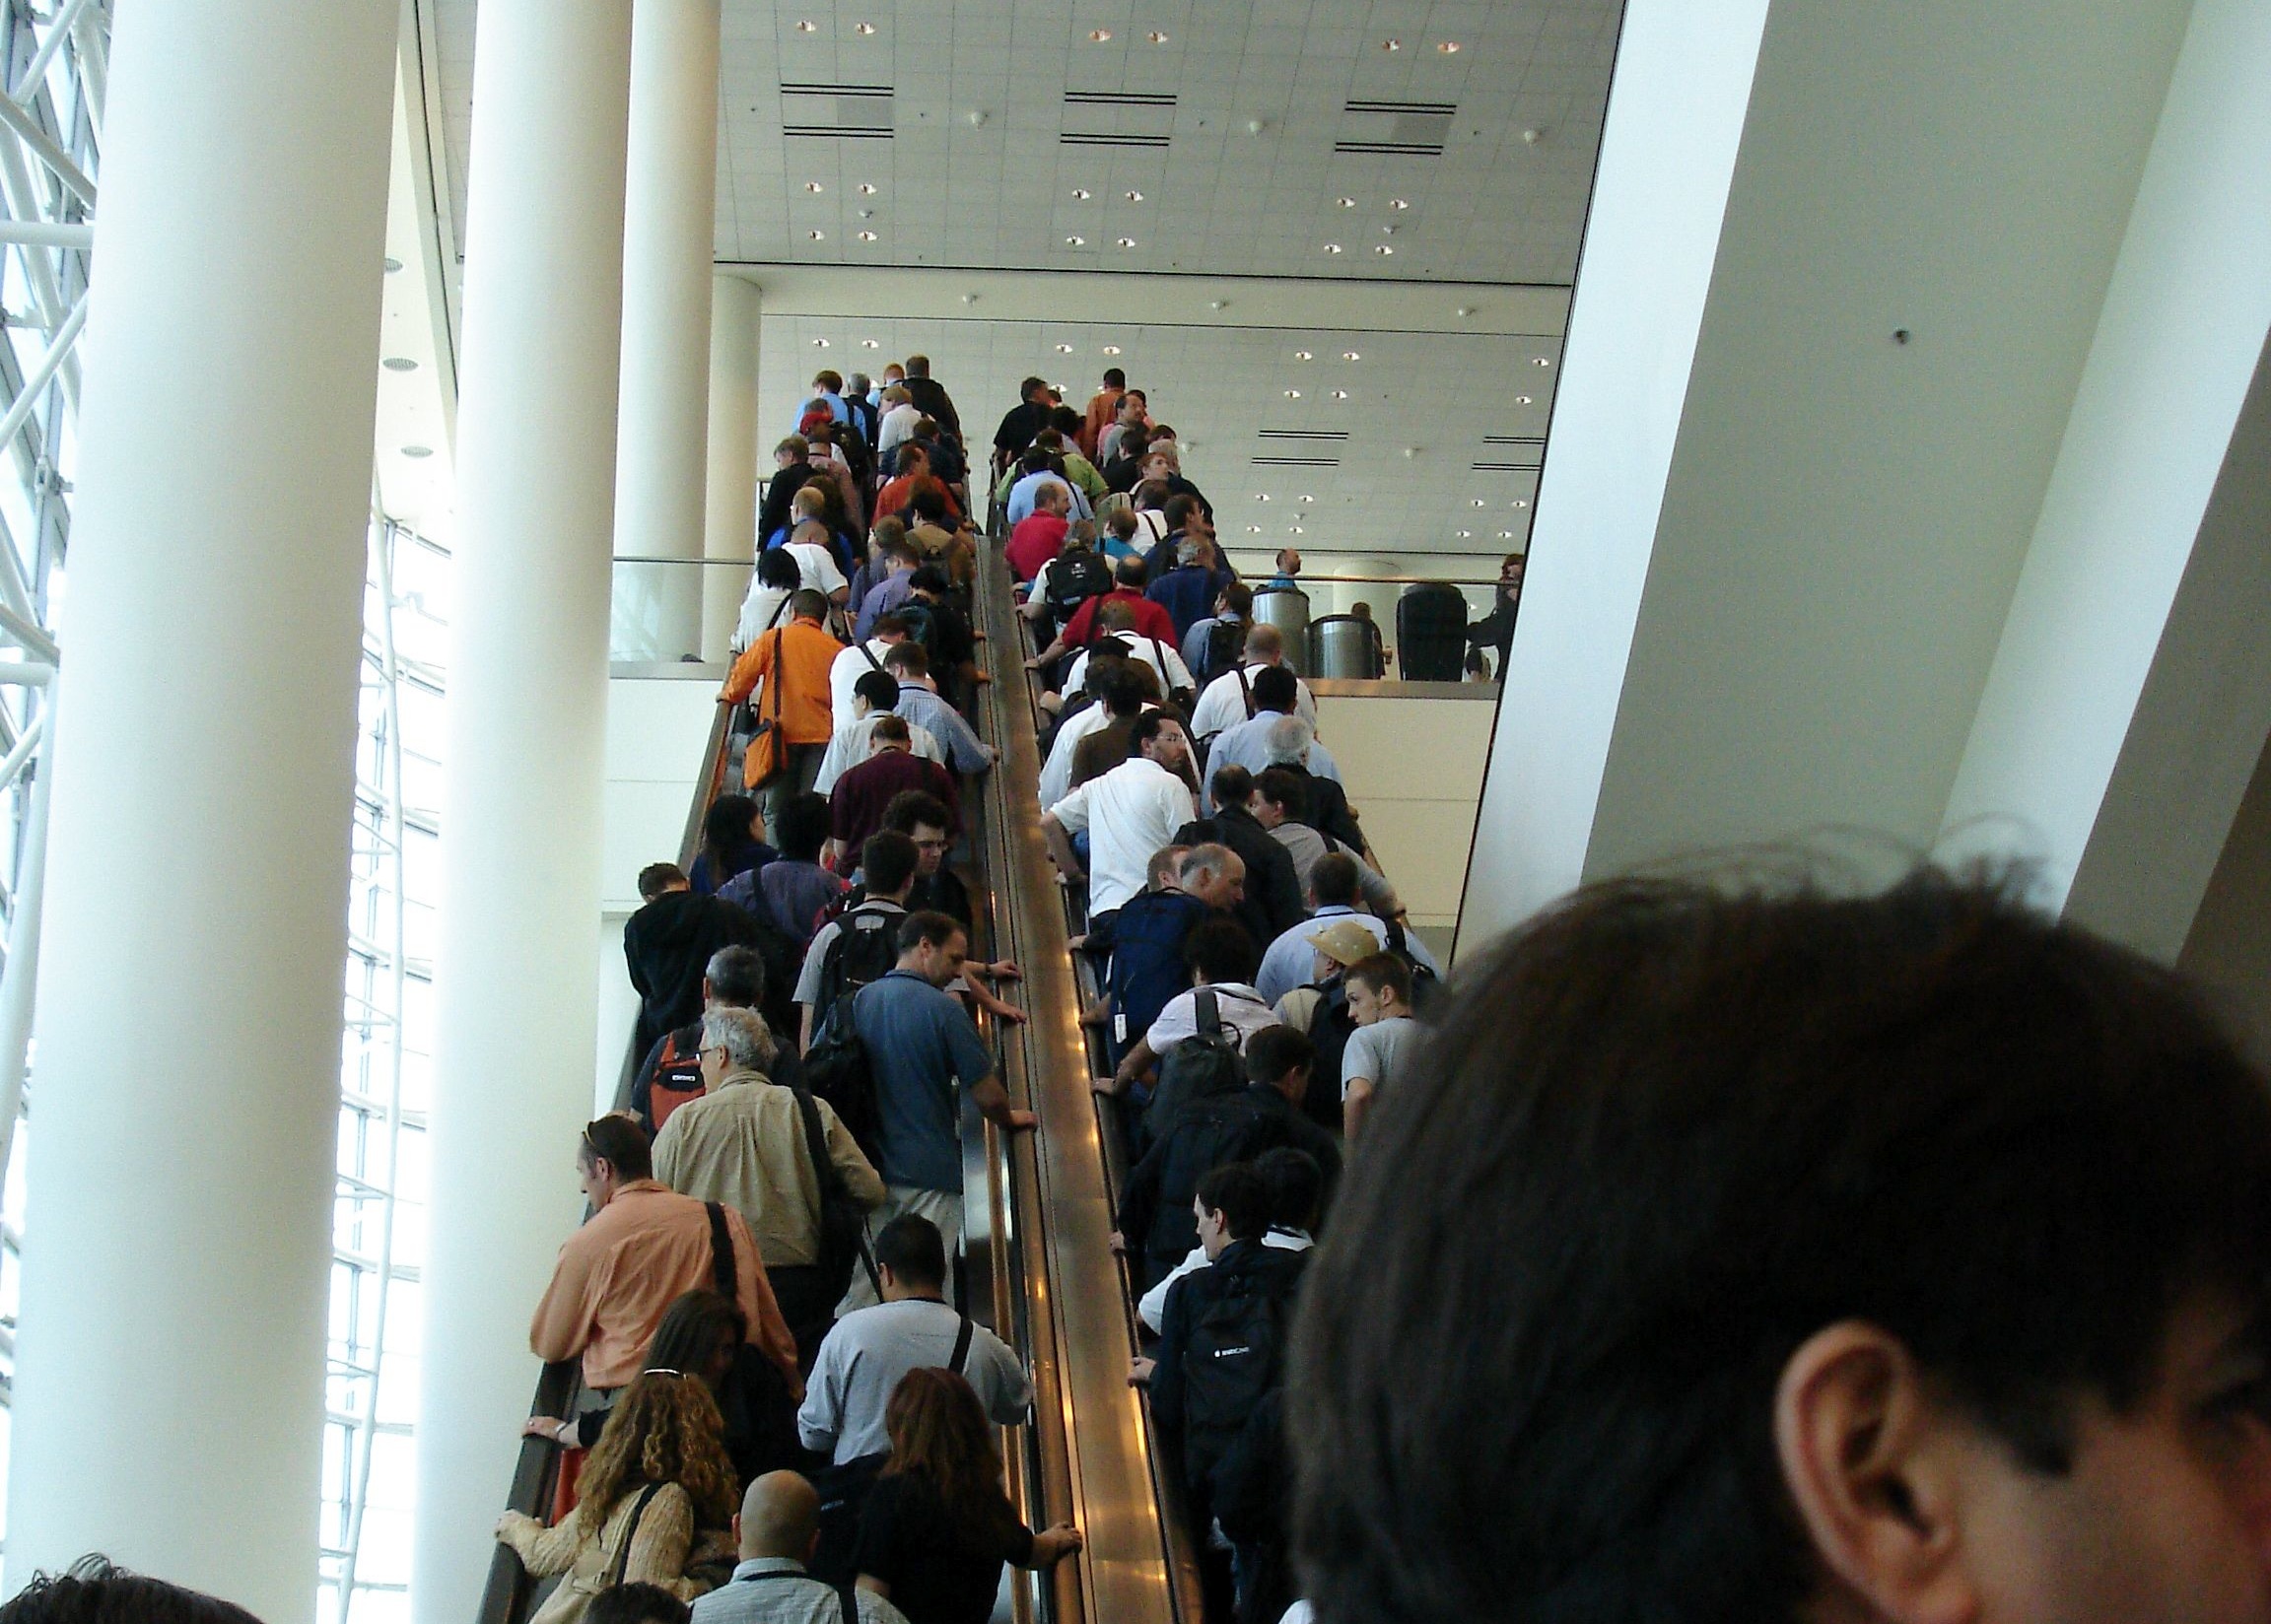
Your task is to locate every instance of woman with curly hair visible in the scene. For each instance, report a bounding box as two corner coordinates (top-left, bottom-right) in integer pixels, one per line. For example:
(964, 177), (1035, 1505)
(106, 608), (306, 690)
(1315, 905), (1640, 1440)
(852, 1369), (1081, 1624)
(497, 1369), (740, 1624)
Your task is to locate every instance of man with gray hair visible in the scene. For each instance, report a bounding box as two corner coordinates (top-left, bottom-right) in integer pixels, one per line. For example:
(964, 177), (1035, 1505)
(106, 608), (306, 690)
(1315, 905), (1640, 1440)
(1188, 621), (1319, 745)
(1178, 843), (1248, 914)
(691, 1470), (910, 1624)
(1200, 667), (1343, 809)
(654, 1004), (886, 1361)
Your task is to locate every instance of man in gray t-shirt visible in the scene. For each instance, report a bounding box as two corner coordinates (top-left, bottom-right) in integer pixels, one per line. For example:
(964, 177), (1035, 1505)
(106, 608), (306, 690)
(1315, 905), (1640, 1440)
(1341, 951), (1422, 1140)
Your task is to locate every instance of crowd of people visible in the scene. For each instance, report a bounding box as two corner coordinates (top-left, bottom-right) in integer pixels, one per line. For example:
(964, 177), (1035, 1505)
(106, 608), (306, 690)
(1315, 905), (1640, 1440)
(464, 354), (2271, 1624)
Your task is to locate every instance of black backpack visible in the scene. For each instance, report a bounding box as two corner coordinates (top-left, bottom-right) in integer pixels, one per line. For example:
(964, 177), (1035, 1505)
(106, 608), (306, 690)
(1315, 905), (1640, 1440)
(803, 986), (883, 1165)
(1045, 550), (1113, 627)
(1197, 618), (1245, 686)
(812, 906), (903, 1012)
(1300, 981), (1357, 1133)
(1382, 916), (1444, 1012)
(806, 1315), (978, 1585)
(894, 597), (944, 665)
(1181, 1247), (1308, 1487)
(1143, 987), (1248, 1145)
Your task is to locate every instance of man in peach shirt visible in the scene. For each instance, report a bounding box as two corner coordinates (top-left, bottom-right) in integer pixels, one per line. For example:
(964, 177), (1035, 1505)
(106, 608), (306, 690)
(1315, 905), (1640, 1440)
(529, 1114), (799, 1397)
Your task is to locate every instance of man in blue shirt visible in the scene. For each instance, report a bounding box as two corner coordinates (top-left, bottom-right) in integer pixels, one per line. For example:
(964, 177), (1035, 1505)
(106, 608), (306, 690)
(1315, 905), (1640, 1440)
(845, 911), (1035, 1308)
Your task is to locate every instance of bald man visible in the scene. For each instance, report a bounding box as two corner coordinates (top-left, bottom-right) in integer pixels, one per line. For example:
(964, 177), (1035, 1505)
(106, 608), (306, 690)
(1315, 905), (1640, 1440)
(691, 1471), (910, 1624)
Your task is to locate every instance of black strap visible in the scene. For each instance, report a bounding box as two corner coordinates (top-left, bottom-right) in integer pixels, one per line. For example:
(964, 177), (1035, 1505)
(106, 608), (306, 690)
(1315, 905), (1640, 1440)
(1196, 985), (1224, 1038)
(949, 1313), (975, 1376)
(840, 1582), (860, 1624)
(791, 1082), (882, 1294)
(765, 592), (793, 632)
(857, 638), (883, 672)
(766, 629), (788, 726)
(1232, 662), (1254, 718)
(706, 1200), (737, 1302)
(608, 1482), (667, 1587)
(729, 1570), (861, 1621)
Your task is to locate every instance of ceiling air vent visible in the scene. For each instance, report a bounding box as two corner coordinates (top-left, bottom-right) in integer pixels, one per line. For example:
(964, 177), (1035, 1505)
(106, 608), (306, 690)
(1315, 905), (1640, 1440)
(782, 82), (894, 140)
(1336, 99), (1455, 157)
(1252, 455), (1342, 468)
(1256, 429), (1350, 442)
(1063, 88), (1175, 149)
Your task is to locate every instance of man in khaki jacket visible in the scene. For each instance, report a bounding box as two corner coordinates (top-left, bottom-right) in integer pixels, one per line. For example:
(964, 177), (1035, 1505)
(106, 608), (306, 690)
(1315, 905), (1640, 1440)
(654, 1005), (885, 1362)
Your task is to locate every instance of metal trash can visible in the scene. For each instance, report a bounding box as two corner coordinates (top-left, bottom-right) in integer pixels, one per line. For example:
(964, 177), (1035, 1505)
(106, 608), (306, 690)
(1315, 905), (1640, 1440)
(1308, 613), (1385, 680)
(1252, 585), (1312, 676)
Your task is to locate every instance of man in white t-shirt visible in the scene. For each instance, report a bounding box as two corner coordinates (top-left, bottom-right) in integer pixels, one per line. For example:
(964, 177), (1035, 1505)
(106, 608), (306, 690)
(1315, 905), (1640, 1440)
(875, 384), (921, 457)
(1061, 621), (1195, 706)
(1042, 710), (1198, 925)
(1341, 949), (1421, 1140)
(829, 613), (909, 725)
(813, 668), (945, 795)
(1189, 623), (1319, 744)
(1100, 915), (1279, 1097)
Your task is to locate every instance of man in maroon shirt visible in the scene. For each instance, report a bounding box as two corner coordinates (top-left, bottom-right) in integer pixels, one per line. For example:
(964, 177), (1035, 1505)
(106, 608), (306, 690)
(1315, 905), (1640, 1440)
(827, 714), (960, 867)
(1025, 556), (1180, 672)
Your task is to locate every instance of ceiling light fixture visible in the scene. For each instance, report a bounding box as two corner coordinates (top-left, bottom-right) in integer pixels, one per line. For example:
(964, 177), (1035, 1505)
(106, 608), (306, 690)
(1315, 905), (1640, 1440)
(1330, 389), (1349, 399)
(808, 229), (825, 239)
(1125, 190), (1144, 202)
(1499, 530), (1515, 539)
(1458, 530), (1473, 539)
(1514, 394), (1533, 404)
(855, 21), (877, 34)
(1534, 356), (1552, 367)
(813, 337), (830, 346)
(1342, 350), (1360, 361)
(1389, 198), (1410, 210)
(1438, 40), (1463, 53)
(1072, 188), (1092, 200)
(1472, 498), (1486, 508)
(858, 182), (878, 195)
(1102, 344), (1122, 354)
(1089, 28), (1112, 41)
(1257, 494), (1271, 502)
(1513, 500), (1530, 508)
(1147, 30), (1169, 43)
(1374, 244), (1395, 254)
(857, 230), (877, 240)
(1289, 525), (1304, 534)
(1293, 350), (1312, 361)
(1299, 494), (1315, 504)
(794, 19), (816, 32)
(1323, 242), (1343, 254)
(1055, 343), (1073, 353)
(1284, 389), (1301, 399)
(805, 181), (824, 192)
(861, 339), (880, 348)
(1116, 236), (1136, 247)
(1338, 196), (1357, 208)
(1382, 37), (1402, 50)
(1066, 235), (1085, 245)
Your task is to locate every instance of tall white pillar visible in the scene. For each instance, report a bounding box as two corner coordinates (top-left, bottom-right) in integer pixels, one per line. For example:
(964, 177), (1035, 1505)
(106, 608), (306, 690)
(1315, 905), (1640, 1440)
(703, 273), (762, 660)
(611, 0), (721, 661)
(409, 0), (633, 1619)
(2, 1), (397, 1617)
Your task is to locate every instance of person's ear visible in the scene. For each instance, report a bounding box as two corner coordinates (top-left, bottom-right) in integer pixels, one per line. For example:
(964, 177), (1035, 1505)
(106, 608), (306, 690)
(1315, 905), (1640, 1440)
(1774, 1321), (1982, 1624)
(731, 1513), (742, 1544)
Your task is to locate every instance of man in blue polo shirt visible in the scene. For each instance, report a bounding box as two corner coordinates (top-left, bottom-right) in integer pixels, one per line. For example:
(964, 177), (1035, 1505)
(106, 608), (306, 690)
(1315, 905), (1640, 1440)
(844, 910), (1036, 1309)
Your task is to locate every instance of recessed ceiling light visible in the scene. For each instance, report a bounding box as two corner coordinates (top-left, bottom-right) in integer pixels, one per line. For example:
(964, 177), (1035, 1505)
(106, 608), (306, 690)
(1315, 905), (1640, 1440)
(857, 230), (877, 240)
(858, 182), (878, 195)
(1472, 499), (1486, 508)
(1257, 494), (1272, 502)
(1330, 389), (1349, 399)
(1388, 199), (1410, 210)
(381, 357), (417, 372)
(1248, 524), (1263, 533)
(1514, 394), (1533, 404)
(1534, 356), (1552, 367)
(809, 229), (826, 239)
(1293, 350), (1312, 361)
(1298, 494), (1315, 504)
(1374, 244), (1395, 254)
(1513, 500), (1530, 508)
(1323, 242), (1343, 254)
(794, 19), (816, 31)
(1499, 530), (1515, 539)
(1117, 237), (1136, 247)
(1089, 28), (1112, 41)
(400, 444), (433, 458)
(1102, 345), (1122, 355)
(1382, 37), (1402, 50)
(1438, 39), (1463, 53)
(1055, 343), (1073, 353)
(1147, 30), (1169, 43)
(854, 21), (877, 34)
(1289, 525), (1304, 534)
(813, 337), (830, 346)
(1342, 351), (1360, 361)
(1066, 235), (1085, 245)
(1337, 197), (1357, 209)
(1284, 389), (1302, 399)
(1126, 190), (1144, 202)
(805, 181), (824, 192)
(861, 339), (880, 348)
(1071, 188), (1093, 200)
(1458, 530), (1473, 539)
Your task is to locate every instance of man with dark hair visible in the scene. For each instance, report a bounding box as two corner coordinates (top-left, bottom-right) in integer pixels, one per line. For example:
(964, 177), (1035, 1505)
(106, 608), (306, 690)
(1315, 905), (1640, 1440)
(992, 374), (1056, 473)
(1294, 867), (2271, 1624)
(798, 1214), (1030, 1464)
(885, 640), (995, 776)
(1099, 916), (1277, 1117)
(0, 1558), (267, 1624)
(1088, 843), (1208, 1069)
(1190, 623), (1319, 748)
(1139, 1162), (1306, 1611)
(904, 565), (982, 699)
(1203, 666), (1346, 819)
(1183, 579), (1255, 686)
(1043, 710), (1199, 928)
(1177, 762), (1308, 949)
(1138, 1121), (1326, 1335)
(760, 435), (816, 543)
(721, 590), (845, 834)
(1027, 555), (1178, 666)
(827, 714), (959, 868)
(731, 792), (846, 948)
(836, 911), (1035, 1309)
(1118, 1006), (1339, 1300)
(793, 831), (920, 1053)
(1080, 367), (1128, 458)
(623, 861), (772, 1056)
(531, 1116), (798, 1396)
(1249, 767), (1392, 913)
(898, 353), (960, 439)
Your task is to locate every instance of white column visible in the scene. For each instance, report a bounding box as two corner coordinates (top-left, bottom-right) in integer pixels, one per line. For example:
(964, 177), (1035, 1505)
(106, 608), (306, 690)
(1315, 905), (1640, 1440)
(703, 273), (762, 660)
(2, 1), (396, 1617)
(409, 0), (633, 1619)
(611, 0), (721, 661)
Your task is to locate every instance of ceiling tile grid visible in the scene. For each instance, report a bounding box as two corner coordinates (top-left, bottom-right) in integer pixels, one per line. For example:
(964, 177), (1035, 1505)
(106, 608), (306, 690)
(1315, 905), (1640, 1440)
(759, 310), (1557, 575)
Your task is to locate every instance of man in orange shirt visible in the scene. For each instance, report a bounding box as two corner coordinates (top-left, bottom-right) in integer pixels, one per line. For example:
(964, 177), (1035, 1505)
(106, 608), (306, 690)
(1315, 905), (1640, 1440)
(1079, 367), (1126, 458)
(722, 588), (844, 836)
(528, 1114), (799, 1398)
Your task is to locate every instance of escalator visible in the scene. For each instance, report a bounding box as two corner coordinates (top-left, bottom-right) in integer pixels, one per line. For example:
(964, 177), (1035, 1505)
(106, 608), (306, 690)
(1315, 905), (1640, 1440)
(478, 553), (1196, 1624)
